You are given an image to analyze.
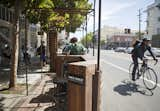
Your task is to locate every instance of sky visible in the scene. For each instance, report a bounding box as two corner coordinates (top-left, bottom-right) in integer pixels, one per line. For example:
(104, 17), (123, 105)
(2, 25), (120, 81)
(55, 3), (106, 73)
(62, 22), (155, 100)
(70, 0), (155, 40)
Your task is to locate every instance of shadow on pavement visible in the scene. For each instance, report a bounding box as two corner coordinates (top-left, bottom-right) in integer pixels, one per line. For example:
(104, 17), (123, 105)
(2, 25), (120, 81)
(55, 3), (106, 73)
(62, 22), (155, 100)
(0, 87), (9, 91)
(113, 80), (153, 96)
(30, 88), (55, 103)
(44, 106), (65, 111)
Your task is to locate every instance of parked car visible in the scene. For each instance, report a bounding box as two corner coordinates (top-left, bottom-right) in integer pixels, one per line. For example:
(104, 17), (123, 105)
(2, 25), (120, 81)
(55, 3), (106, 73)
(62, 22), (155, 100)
(125, 47), (133, 54)
(145, 47), (160, 57)
(114, 47), (126, 53)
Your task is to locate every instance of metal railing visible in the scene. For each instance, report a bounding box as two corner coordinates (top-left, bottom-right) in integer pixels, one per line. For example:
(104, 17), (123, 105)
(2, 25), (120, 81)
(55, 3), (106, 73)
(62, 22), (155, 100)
(0, 5), (14, 23)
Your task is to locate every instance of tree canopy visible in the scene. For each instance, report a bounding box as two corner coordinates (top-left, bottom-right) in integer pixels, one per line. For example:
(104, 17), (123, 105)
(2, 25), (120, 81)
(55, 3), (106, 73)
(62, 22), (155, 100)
(0, 0), (92, 32)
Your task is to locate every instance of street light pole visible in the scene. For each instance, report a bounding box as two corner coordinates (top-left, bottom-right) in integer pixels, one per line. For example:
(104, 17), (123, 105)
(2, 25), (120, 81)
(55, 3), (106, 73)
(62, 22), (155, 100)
(96, 0), (102, 111)
(97, 0), (101, 71)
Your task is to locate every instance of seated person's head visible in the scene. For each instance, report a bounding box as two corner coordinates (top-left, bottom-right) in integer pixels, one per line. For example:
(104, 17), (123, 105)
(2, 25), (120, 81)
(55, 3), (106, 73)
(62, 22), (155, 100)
(70, 37), (78, 43)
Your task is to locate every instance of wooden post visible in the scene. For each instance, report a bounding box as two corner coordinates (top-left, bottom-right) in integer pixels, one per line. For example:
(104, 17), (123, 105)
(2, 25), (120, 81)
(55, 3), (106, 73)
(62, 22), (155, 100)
(92, 70), (102, 111)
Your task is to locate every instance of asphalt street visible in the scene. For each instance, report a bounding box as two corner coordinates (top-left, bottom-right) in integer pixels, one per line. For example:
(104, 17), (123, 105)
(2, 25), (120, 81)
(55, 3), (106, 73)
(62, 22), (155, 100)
(95, 50), (160, 111)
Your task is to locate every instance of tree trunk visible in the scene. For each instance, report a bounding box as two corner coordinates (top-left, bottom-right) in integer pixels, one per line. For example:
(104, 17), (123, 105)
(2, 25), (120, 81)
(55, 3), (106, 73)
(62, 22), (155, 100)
(9, 0), (20, 88)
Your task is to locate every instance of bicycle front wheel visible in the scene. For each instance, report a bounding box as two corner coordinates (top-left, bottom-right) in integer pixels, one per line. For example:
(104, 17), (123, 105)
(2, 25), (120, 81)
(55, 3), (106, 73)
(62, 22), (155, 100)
(143, 67), (158, 90)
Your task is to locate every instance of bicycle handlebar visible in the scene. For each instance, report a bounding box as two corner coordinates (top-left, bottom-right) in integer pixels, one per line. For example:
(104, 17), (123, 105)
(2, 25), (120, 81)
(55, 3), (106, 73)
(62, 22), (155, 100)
(154, 60), (158, 65)
(142, 58), (158, 65)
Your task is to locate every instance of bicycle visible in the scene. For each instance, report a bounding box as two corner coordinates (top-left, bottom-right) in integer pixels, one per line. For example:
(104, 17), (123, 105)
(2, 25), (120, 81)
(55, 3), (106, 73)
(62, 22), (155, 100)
(129, 58), (158, 90)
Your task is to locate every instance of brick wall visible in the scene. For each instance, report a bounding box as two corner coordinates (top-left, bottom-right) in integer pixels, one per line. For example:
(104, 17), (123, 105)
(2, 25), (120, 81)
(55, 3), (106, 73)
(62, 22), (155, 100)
(49, 30), (58, 72)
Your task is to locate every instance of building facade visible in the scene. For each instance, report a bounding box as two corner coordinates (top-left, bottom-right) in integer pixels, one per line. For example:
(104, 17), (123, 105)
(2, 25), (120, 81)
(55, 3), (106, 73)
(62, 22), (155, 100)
(107, 34), (136, 48)
(0, 5), (14, 65)
(0, 5), (14, 48)
(146, 0), (160, 38)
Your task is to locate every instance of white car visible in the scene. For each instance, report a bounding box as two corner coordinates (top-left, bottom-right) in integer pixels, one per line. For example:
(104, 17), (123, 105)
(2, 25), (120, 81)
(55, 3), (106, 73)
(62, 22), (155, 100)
(115, 47), (126, 53)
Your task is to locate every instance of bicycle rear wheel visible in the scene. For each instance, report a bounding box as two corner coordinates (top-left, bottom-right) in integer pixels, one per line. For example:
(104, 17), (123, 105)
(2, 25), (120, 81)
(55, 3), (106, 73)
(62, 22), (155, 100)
(143, 67), (158, 90)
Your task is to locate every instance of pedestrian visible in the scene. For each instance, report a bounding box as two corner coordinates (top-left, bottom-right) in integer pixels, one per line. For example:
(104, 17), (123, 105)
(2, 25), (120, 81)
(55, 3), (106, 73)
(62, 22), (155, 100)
(22, 45), (31, 65)
(37, 41), (46, 66)
(86, 45), (89, 53)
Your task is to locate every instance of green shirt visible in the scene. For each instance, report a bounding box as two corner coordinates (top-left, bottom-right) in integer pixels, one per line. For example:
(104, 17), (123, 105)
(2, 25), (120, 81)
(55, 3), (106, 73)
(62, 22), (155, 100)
(63, 43), (86, 55)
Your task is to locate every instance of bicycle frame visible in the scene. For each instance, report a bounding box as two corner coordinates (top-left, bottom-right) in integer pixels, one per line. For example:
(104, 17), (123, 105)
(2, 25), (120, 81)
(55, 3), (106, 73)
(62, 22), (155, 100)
(140, 61), (148, 73)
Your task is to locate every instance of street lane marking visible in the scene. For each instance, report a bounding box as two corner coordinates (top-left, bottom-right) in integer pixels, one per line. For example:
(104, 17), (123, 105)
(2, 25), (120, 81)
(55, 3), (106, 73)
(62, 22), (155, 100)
(102, 61), (129, 73)
(102, 60), (160, 88)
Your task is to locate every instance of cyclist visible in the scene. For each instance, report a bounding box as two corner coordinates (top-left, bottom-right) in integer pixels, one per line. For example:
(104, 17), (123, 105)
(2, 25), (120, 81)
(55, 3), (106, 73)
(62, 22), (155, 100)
(37, 41), (46, 66)
(131, 38), (158, 81)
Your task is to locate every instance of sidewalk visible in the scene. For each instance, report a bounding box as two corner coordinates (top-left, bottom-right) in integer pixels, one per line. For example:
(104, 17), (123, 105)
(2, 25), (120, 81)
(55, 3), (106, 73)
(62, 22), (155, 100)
(0, 54), (94, 111)
(16, 74), (56, 111)
(0, 73), (56, 111)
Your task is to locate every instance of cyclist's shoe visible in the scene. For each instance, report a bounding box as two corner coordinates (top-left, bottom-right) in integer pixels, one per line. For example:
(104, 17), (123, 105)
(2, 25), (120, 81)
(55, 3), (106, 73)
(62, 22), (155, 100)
(137, 74), (141, 79)
(132, 78), (136, 81)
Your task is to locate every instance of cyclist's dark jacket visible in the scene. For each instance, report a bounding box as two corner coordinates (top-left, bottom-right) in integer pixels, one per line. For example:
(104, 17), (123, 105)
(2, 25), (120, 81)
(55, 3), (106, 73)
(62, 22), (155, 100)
(131, 43), (156, 60)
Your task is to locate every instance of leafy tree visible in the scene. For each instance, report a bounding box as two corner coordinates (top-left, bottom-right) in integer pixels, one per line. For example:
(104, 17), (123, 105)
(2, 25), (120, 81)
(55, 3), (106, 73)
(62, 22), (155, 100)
(0, 0), (55, 88)
(24, 0), (91, 32)
(100, 40), (106, 46)
(81, 32), (93, 47)
(0, 0), (91, 88)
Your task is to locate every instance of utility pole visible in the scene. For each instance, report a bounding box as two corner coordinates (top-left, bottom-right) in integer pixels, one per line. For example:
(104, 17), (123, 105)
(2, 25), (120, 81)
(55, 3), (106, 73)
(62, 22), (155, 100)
(138, 9), (142, 40)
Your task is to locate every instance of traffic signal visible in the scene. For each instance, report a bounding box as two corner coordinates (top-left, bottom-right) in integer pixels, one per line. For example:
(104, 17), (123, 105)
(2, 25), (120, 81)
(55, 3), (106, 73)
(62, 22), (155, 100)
(124, 28), (131, 34)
